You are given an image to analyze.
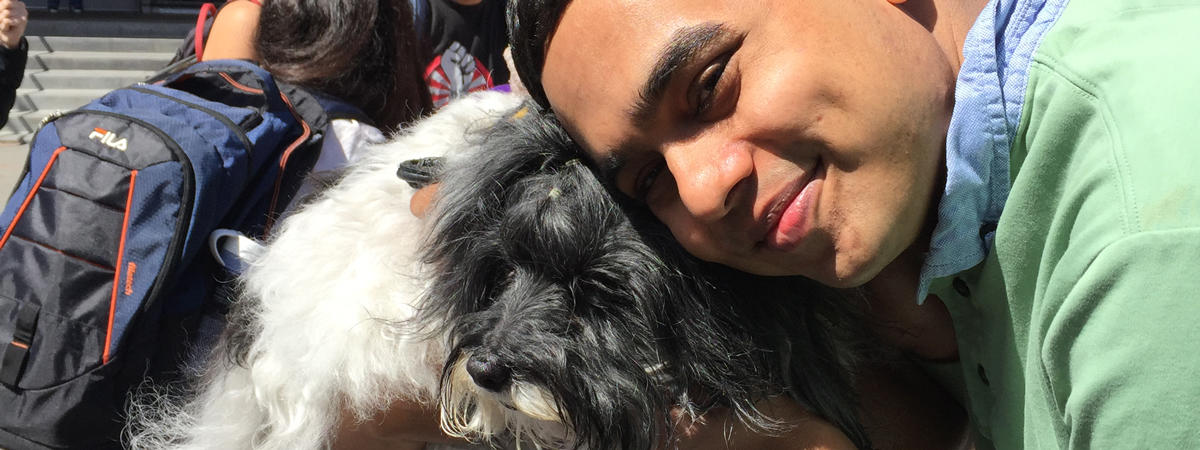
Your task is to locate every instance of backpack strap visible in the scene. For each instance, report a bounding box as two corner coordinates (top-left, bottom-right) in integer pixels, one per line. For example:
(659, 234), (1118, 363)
(166, 59), (277, 90)
(193, 3), (218, 62)
(275, 86), (332, 135)
(0, 303), (40, 388)
(314, 93), (375, 127)
(165, 59), (292, 116)
(255, 86), (372, 233)
(284, 88), (375, 130)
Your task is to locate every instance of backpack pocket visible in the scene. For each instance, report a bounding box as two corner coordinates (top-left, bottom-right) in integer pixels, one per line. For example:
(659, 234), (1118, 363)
(0, 113), (196, 390)
(0, 144), (145, 389)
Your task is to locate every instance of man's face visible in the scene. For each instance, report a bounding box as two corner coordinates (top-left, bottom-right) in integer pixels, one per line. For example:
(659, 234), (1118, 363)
(542, 0), (955, 287)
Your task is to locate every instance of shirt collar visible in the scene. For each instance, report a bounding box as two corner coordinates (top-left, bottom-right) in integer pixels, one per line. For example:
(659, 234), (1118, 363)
(916, 0), (1070, 303)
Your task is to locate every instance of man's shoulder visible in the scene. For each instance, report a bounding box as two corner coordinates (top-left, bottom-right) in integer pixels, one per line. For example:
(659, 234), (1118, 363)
(1014, 0), (1200, 235)
(1030, 0), (1200, 142)
(1033, 0), (1200, 109)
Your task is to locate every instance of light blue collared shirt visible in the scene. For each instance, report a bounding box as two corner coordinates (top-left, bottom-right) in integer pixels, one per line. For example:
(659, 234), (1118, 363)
(916, 0), (1070, 303)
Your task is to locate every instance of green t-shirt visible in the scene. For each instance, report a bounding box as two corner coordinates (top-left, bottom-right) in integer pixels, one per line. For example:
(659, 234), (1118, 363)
(931, 0), (1200, 447)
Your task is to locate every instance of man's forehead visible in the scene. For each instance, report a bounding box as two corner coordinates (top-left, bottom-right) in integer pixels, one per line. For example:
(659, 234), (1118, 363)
(543, 0), (683, 153)
(543, 0), (654, 94)
(542, 4), (628, 148)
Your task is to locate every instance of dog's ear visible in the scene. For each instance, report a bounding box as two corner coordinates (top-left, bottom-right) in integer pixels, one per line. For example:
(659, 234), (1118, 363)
(429, 107), (579, 242)
(419, 108), (584, 324)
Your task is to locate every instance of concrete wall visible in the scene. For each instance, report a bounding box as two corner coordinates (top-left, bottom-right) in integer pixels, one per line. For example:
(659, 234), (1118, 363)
(26, 0), (142, 12)
(24, 0), (206, 12)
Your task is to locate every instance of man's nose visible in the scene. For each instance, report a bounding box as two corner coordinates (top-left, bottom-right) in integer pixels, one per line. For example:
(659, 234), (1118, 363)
(663, 139), (754, 222)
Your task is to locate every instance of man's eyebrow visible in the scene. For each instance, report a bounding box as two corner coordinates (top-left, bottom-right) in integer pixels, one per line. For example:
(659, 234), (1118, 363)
(629, 22), (729, 123)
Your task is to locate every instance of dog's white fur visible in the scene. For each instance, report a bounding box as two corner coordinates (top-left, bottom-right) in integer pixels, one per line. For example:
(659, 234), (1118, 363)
(129, 92), (553, 450)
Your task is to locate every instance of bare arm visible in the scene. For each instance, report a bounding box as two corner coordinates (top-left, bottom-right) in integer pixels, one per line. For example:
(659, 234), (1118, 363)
(333, 395), (856, 450)
(669, 396), (857, 450)
(0, 0), (27, 50)
(201, 0), (261, 62)
(410, 183), (439, 218)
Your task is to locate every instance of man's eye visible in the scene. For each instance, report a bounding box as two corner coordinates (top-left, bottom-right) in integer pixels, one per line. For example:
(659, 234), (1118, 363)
(691, 53), (732, 118)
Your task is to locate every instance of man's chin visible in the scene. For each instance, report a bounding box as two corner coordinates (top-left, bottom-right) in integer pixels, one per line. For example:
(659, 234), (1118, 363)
(812, 271), (870, 290)
(823, 254), (890, 289)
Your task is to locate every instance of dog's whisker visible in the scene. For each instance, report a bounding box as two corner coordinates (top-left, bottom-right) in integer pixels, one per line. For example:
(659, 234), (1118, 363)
(508, 382), (562, 423)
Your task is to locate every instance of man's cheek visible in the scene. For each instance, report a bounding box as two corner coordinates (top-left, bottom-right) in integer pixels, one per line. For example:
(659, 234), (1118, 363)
(674, 228), (727, 264)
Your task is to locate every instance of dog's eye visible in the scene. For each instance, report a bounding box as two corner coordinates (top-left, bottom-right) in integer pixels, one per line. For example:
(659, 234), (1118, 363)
(501, 268), (518, 288)
(479, 268), (518, 308)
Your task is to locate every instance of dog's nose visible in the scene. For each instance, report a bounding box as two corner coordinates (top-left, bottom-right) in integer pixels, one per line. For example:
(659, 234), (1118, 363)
(466, 354), (511, 392)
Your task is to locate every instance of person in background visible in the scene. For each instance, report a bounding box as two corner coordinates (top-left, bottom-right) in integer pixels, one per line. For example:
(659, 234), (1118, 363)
(203, 0), (509, 110)
(199, 0), (260, 63)
(205, 2), (452, 448)
(256, 0), (432, 211)
(255, 0), (431, 135)
(0, 0), (25, 129)
(195, 0), (432, 211)
(416, 0), (508, 108)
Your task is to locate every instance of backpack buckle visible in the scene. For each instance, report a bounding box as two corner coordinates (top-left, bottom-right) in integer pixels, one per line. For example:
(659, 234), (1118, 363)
(1, 303), (40, 388)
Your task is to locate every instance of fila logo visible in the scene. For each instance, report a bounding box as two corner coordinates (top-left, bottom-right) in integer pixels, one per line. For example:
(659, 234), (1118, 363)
(89, 127), (128, 152)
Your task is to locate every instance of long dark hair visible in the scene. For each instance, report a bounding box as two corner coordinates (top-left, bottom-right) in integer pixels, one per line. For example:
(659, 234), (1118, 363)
(256, 0), (433, 133)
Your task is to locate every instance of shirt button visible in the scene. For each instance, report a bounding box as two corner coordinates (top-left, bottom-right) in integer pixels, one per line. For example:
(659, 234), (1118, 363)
(977, 364), (990, 386)
(953, 277), (971, 297)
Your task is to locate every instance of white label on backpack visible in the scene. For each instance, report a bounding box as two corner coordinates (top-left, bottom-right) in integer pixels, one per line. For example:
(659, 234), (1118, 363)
(89, 127), (128, 152)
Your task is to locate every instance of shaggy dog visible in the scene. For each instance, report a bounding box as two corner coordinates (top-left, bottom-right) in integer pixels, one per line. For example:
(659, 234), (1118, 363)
(420, 104), (870, 449)
(128, 92), (519, 450)
(129, 91), (870, 449)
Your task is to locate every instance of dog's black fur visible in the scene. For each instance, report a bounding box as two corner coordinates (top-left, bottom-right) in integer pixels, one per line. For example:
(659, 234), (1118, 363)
(419, 106), (873, 449)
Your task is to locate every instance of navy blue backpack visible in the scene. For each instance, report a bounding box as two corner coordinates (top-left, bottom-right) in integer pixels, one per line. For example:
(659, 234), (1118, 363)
(0, 60), (364, 449)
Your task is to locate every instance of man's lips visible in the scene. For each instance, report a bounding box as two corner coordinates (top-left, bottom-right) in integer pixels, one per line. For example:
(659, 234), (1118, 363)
(762, 161), (824, 251)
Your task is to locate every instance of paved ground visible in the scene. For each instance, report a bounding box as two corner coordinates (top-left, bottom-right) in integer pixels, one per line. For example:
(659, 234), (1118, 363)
(0, 142), (29, 194)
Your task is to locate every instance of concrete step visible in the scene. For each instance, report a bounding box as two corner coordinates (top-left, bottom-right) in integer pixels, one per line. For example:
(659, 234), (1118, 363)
(0, 114), (30, 137)
(0, 131), (27, 144)
(33, 51), (175, 71)
(25, 69), (155, 90)
(26, 12), (196, 38)
(0, 109), (58, 140)
(29, 36), (183, 54)
(26, 1), (153, 15)
(19, 110), (59, 137)
(16, 88), (109, 111)
(20, 70), (45, 90)
(0, 119), (33, 139)
(12, 88), (35, 110)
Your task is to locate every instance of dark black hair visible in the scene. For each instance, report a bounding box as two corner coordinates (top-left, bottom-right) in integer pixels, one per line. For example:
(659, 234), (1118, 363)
(506, 0), (573, 109)
(257, 0), (434, 133)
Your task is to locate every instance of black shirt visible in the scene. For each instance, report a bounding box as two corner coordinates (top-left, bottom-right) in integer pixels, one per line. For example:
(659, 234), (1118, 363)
(421, 0), (508, 108)
(0, 37), (27, 129)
